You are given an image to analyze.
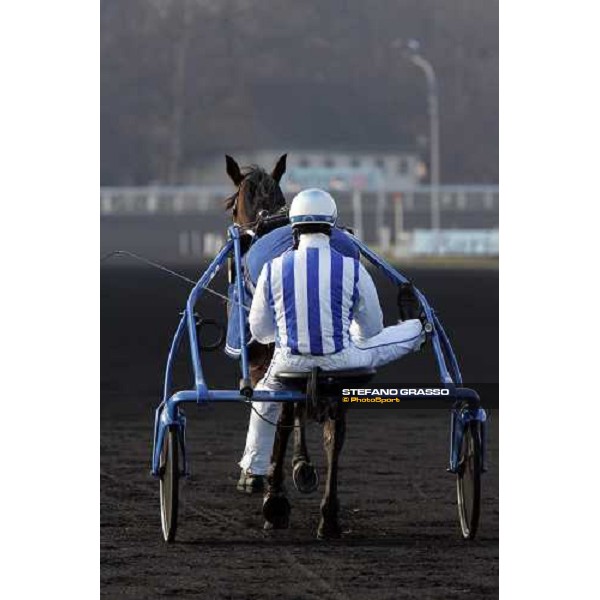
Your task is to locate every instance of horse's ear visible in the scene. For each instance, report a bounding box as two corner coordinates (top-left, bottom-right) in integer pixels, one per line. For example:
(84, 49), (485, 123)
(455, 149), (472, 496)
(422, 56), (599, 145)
(225, 155), (243, 185)
(271, 153), (287, 183)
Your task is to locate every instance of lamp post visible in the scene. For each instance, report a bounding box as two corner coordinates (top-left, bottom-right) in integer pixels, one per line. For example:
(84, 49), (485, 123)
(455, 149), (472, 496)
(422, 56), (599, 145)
(394, 39), (441, 235)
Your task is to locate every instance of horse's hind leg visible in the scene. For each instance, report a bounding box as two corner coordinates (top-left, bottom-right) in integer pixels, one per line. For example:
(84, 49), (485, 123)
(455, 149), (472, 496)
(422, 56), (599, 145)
(317, 404), (347, 539)
(292, 403), (319, 494)
(263, 402), (294, 529)
(249, 342), (274, 387)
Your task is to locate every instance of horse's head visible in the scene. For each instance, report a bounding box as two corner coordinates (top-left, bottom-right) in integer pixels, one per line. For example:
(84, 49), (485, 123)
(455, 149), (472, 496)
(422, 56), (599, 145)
(224, 154), (287, 228)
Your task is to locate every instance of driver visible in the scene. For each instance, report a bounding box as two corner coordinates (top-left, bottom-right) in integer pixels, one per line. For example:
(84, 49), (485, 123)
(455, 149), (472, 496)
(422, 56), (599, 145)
(238, 189), (426, 489)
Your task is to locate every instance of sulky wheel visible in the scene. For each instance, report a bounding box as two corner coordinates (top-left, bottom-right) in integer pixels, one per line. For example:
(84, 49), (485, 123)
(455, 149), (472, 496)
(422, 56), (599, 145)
(159, 426), (180, 542)
(456, 420), (482, 540)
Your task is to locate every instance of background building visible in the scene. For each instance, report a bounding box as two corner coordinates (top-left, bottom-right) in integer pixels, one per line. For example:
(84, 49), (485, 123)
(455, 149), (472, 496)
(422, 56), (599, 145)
(189, 149), (423, 189)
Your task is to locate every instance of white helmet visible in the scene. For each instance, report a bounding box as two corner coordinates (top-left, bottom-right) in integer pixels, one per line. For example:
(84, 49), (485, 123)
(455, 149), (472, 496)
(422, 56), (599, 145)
(289, 188), (338, 228)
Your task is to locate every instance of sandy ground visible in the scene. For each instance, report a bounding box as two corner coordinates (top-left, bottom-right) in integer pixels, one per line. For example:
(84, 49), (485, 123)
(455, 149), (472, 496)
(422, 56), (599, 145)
(101, 264), (498, 599)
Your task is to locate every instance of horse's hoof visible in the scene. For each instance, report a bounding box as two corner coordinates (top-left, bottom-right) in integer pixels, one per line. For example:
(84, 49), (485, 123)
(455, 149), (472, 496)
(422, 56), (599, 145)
(263, 494), (291, 529)
(263, 518), (289, 531)
(236, 470), (266, 495)
(317, 521), (342, 540)
(292, 461), (319, 494)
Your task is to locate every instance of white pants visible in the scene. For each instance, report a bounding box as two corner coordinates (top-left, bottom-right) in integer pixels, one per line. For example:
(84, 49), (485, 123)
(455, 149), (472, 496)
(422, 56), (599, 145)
(239, 319), (424, 474)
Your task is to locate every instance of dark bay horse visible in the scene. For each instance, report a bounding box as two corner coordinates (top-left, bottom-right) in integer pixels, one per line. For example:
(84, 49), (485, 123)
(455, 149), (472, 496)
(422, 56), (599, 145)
(224, 154), (347, 538)
(223, 154), (288, 387)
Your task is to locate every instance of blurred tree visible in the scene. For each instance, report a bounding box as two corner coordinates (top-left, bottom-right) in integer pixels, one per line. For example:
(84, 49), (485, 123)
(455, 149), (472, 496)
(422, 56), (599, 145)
(101, 0), (498, 184)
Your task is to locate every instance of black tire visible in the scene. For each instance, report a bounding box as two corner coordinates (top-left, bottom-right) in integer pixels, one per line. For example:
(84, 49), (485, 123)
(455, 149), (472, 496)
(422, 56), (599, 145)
(159, 426), (179, 543)
(456, 420), (481, 540)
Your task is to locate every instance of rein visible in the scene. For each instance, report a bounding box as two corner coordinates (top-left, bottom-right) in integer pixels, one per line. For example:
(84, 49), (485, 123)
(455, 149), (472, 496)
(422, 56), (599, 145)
(101, 250), (249, 310)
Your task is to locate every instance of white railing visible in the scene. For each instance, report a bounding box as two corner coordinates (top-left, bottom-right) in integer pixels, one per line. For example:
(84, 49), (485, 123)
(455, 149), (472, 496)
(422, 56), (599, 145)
(100, 184), (498, 258)
(101, 184), (498, 217)
(100, 185), (231, 215)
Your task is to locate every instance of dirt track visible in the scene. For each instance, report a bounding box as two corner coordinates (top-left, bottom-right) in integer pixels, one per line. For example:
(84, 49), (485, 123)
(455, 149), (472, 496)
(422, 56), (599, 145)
(101, 264), (498, 599)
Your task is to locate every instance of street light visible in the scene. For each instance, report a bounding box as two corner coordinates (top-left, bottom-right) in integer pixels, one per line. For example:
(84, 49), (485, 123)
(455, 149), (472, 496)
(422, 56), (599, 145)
(393, 39), (441, 235)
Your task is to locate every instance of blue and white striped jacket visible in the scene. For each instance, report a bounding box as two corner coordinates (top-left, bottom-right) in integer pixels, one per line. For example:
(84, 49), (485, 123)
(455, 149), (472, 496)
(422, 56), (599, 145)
(249, 233), (383, 355)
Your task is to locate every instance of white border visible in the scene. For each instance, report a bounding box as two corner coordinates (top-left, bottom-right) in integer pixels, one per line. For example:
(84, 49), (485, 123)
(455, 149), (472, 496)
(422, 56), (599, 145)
(2, 1), (99, 596)
(501, 0), (600, 597)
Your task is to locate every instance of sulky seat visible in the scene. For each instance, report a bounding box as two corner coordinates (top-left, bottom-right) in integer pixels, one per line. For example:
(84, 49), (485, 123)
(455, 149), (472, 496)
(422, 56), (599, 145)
(274, 367), (376, 389)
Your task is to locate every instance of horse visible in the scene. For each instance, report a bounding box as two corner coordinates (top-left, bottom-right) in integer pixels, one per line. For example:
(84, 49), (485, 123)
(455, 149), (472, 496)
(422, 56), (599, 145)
(223, 154), (289, 386)
(224, 154), (350, 538)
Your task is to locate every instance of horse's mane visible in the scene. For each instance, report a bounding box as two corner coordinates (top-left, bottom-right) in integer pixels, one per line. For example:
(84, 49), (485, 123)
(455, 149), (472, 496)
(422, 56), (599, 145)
(224, 165), (285, 212)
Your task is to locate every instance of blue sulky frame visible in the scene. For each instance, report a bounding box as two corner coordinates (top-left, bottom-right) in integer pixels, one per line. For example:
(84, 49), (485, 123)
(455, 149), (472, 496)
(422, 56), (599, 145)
(151, 224), (487, 479)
